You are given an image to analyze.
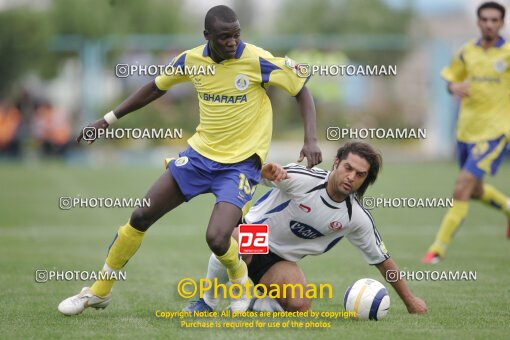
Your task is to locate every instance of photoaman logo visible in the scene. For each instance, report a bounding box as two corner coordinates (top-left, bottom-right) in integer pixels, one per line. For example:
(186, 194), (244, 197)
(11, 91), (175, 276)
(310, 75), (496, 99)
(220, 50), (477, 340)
(238, 224), (269, 254)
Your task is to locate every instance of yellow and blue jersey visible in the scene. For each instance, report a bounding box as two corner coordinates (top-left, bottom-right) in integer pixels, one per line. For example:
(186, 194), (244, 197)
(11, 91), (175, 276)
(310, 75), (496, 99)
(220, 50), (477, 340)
(155, 41), (309, 164)
(441, 37), (510, 143)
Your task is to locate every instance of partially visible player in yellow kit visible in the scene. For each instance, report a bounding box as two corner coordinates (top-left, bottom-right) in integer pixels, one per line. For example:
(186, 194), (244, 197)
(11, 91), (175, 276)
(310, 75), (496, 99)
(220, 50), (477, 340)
(423, 1), (510, 264)
(58, 5), (322, 314)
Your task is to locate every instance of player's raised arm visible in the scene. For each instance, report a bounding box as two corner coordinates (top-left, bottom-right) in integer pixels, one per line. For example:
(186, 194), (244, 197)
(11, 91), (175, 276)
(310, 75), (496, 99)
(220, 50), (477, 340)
(77, 80), (166, 144)
(375, 258), (428, 314)
(295, 86), (322, 168)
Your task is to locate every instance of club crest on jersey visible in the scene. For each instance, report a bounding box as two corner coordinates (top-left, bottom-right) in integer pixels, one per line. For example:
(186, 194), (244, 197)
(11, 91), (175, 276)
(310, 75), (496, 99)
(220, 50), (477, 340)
(234, 74), (250, 91)
(494, 59), (507, 73)
(299, 204), (311, 213)
(328, 221), (343, 231)
(289, 220), (324, 239)
(174, 156), (188, 167)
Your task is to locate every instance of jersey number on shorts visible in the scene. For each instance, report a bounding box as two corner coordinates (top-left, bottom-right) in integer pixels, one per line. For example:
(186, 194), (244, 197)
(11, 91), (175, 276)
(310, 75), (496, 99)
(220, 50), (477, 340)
(238, 173), (252, 195)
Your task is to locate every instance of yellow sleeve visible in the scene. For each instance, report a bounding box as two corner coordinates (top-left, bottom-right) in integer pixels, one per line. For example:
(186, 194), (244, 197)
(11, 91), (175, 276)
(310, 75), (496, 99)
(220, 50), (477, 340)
(261, 56), (309, 96)
(154, 51), (190, 90)
(441, 49), (467, 83)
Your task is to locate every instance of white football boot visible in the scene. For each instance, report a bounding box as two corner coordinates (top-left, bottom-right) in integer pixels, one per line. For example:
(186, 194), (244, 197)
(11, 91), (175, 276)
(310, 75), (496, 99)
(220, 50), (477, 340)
(58, 287), (112, 316)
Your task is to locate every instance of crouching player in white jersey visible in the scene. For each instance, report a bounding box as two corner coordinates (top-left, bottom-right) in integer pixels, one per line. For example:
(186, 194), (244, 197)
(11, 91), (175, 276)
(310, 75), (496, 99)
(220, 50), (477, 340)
(184, 142), (428, 314)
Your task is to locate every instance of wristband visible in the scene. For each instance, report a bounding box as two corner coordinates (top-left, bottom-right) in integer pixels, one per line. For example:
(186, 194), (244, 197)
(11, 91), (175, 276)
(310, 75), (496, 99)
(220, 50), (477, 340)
(104, 111), (118, 125)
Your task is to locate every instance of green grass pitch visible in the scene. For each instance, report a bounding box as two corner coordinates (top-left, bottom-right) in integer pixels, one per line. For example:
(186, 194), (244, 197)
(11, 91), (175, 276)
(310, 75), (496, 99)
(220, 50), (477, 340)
(0, 161), (509, 339)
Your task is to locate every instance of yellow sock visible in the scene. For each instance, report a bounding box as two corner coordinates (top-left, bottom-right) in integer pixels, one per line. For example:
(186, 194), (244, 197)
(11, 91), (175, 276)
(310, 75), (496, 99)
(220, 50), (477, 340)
(90, 222), (145, 297)
(429, 200), (469, 257)
(480, 184), (510, 217)
(216, 237), (247, 281)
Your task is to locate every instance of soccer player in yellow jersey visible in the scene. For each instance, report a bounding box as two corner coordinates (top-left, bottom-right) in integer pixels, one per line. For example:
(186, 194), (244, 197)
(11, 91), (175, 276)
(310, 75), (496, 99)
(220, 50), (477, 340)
(58, 5), (322, 315)
(423, 1), (510, 264)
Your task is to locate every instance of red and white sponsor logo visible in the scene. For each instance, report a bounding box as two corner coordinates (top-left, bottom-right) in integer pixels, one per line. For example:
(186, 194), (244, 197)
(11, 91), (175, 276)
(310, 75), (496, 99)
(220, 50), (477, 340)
(328, 221), (343, 231)
(299, 204), (311, 213)
(238, 224), (269, 254)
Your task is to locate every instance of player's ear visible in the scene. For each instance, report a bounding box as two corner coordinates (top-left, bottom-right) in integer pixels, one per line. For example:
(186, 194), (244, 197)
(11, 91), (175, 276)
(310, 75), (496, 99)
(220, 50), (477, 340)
(333, 159), (340, 169)
(204, 29), (211, 40)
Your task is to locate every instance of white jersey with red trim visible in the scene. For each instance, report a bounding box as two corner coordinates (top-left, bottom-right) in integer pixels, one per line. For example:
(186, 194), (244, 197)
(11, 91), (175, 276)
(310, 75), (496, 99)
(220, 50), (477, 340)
(244, 163), (390, 264)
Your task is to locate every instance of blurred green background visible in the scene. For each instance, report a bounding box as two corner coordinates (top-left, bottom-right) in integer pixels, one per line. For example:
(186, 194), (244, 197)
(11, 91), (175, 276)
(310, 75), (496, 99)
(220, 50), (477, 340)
(3, 0), (505, 163)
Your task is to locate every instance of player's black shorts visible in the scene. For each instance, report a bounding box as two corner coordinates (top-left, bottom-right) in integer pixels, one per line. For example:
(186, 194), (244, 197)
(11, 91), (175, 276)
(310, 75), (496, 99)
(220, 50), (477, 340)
(247, 251), (286, 284)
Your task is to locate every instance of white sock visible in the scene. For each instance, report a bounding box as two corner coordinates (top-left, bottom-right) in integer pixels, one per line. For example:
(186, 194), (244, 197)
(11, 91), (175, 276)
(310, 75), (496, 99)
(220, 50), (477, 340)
(203, 254), (229, 310)
(251, 295), (284, 312)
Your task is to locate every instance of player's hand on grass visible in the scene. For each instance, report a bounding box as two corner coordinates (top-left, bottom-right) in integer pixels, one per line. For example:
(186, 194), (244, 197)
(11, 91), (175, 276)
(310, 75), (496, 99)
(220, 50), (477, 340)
(76, 118), (109, 145)
(298, 140), (322, 168)
(406, 296), (428, 314)
(448, 82), (470, 98)
(262, 163), (289, 182)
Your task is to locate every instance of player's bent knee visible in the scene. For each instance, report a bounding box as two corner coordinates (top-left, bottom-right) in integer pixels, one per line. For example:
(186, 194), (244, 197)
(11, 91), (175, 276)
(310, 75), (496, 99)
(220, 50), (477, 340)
(205, 231), (230, 255)
(130, 208), (155, 232)
(453, 188), (466, 200)
(471, 182), (484, 199)
(453, 181), (472, 201)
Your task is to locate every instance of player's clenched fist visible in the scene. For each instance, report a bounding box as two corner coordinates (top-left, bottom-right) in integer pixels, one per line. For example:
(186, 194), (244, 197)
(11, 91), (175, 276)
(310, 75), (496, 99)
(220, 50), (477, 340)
(76, 118), (109, 144)
(261, 163), (289, 182)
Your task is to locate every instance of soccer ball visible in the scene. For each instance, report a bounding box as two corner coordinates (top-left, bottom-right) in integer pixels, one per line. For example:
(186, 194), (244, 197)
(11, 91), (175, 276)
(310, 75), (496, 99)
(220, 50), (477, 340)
(344, 278), (390, 321)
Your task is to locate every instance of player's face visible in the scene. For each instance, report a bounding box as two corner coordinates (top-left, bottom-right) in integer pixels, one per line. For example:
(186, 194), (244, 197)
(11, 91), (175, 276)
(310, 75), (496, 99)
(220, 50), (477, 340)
(328, 153), (370, 201)
(478, 9), (504, 41)
(204, 19), (241, 62)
